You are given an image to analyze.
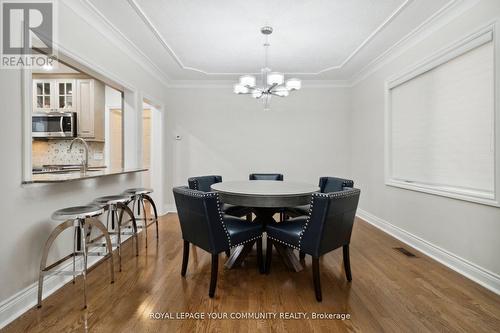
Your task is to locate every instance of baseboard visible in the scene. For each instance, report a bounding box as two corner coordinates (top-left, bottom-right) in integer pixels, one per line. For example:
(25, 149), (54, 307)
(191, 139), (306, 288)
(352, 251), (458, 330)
(164, 204), (177, 213)
(0, 233), (134, 330)
(356, 209), (500, 295)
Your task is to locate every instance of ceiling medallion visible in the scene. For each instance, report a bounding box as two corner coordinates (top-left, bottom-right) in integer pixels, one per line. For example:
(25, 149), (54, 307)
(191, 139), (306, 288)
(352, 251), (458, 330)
(233, 26), (301, 110)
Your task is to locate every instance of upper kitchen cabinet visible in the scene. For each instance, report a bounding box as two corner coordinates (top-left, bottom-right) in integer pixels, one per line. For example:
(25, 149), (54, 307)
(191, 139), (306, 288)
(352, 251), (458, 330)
(33, 79), (75, 112)
(76, 79), (105, 141)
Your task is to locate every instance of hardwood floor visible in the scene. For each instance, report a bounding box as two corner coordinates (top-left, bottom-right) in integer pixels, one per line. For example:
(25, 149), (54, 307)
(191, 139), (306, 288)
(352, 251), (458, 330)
(3, 213), (500, 332)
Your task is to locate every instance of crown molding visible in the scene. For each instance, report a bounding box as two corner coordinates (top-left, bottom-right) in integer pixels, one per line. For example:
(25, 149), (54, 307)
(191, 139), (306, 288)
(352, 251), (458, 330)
(167, 79), (352, 89)
(350, 0), (479, 86)
(126, 0), (413, 76)
(66, 0), (479, 89)
(65, 0), (172, 88)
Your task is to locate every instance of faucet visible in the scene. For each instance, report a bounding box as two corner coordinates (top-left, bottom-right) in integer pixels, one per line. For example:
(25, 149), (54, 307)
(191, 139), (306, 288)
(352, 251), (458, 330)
(68, 137), (89, 173)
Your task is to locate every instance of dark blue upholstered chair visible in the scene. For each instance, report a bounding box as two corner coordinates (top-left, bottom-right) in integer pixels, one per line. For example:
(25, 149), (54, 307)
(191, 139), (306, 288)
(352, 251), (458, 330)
(266, 187), (360, 302)
(285, 177), (354, 218)
(173, 186), (263, 298)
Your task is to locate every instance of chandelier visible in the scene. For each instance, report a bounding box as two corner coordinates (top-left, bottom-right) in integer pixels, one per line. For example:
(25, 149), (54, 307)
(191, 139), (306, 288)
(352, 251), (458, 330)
(233, 26), (301, 110)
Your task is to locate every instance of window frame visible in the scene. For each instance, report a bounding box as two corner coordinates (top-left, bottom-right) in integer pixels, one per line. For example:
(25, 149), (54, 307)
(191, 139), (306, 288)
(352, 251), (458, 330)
(384, 25), (500, 207)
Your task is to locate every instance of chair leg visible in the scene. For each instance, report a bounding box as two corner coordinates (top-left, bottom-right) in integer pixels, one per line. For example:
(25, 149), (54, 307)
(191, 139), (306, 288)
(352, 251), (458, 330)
(114, 209), (122, 272)
(209, 254), (219, 298)
(256, 238), (263, 274)
(312, 257), (322, 302)
(343, 244), (352, 281)
(88, 218), (115, 284)
(72, 226), (77, 284)
(140, 196), (148, 248)
(118, 202), (139, 256)
(225, 250), (231, 257)
(143, 194), (159, 240)
(265, 237), (273, 274)
(37, 220), (74, 308)
(80, 221), (88, 309)
(181, 240), (189, 276)
(299, 251), (306, 260)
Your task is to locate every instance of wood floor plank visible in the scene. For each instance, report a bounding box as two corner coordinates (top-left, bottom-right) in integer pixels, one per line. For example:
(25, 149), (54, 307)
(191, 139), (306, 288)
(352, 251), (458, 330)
(2, 214), (500, 333)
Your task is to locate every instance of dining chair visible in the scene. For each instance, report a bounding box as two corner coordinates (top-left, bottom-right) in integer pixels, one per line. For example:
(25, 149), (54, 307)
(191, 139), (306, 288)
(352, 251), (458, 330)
(249, 173), (285, 221)
(173, 186), (263, 298)
(285, 176), (354, 219)
(265, 187), (360, 302)
(249, 173), (284, 181)
(188, 175), (253, 257)
(188, 175), (252, 218)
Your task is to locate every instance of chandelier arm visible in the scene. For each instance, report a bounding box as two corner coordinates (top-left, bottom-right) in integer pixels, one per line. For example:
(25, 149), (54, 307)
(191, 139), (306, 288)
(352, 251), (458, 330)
(267, 83), (277, 93)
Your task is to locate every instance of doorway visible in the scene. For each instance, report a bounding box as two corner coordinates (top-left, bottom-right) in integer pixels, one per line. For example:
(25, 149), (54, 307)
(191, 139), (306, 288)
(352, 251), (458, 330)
(142, 99), (163, 214)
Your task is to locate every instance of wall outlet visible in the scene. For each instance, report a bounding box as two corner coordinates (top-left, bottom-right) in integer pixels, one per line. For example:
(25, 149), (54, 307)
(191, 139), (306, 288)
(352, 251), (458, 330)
(94, 152), (104, 160)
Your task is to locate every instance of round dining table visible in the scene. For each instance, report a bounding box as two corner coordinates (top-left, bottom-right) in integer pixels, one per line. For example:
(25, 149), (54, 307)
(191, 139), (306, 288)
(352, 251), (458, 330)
(211, 180), (319, 272)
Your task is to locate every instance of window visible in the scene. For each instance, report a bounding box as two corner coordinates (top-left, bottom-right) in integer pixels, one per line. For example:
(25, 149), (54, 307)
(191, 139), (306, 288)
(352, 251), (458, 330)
(385, 29), (498, 206)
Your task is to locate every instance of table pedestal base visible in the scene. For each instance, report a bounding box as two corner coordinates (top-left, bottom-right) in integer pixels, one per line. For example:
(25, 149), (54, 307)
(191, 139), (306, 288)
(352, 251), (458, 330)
(224, 208), (303, 272)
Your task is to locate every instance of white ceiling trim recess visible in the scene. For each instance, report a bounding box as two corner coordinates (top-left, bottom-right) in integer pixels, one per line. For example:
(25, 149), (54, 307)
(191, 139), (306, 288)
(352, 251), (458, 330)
(80, 0), (172, 84)
(69, 0), (477, 88)
(351, 0), (478, 85)
(127, 0), (414, 76)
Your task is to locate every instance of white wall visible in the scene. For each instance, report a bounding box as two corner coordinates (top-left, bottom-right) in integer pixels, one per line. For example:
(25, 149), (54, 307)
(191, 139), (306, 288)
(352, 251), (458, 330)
(0, 1), (169, 325)
(351, 0), (500, 284)
(162, 86), (352, 208)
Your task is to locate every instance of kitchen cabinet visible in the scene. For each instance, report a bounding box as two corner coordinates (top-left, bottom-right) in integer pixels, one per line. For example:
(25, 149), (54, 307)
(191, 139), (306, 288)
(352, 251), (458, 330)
(76, 79), (105, 140)
(33, 79), (75, 112)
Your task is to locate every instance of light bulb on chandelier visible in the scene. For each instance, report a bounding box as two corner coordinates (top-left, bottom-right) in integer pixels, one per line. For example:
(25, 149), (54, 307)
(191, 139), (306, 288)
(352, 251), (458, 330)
(233, 26), (301, 110)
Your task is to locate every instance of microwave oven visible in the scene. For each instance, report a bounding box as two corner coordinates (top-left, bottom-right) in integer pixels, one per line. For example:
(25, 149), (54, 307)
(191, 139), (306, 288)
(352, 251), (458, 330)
(32, 112), (77, 138)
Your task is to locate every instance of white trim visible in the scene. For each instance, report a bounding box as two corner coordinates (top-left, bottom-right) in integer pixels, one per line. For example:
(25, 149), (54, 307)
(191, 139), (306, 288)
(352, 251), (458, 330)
(0, 231), (135, 330)
(384, 25), (500, 207)
(126, 0), (414, 76)
(167, 79), (352, 89)
(66, 0), (171, 88)
(164, 204), (177, 214)
(21, 69), (32, 182)
(386, 29), (493, 89)
(140, 92), (165, 215)
(317, 0), (414, 74)
(356, 209), (500, 296)
(351, 0), (478, 86)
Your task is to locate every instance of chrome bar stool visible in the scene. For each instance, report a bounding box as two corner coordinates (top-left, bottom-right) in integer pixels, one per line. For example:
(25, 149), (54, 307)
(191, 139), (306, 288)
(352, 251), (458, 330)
(93, 195), (139, 271)
(37, 205), (114, 309)
(123, 188), (159, 248)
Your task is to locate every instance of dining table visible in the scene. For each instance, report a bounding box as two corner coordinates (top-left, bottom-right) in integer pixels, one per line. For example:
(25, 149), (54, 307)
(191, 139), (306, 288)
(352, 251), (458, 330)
(211, 180), (319, 272)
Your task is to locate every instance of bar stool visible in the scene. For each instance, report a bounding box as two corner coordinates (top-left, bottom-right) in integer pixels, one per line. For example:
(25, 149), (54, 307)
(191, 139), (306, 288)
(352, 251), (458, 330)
(37, 205), (114, 309)
(93, 195), (139, 271)
(123, 188), (159, 248)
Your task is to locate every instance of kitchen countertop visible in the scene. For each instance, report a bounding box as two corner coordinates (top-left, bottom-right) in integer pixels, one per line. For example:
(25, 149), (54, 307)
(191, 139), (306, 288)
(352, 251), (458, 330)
(23, 167), (148, 184)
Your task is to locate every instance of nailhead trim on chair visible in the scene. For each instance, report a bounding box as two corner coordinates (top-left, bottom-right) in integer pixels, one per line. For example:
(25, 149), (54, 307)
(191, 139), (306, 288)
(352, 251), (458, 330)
(267, 234), (300, 250)
(342, 180), (354, 188)
(214, 192), (232, 248)
(298, 188), (361, 251)
(176, 187), (233, 247)
(230, 235), (262, 249)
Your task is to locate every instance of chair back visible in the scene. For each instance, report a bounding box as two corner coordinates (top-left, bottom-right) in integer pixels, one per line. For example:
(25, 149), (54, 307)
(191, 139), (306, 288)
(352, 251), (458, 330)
(173, 186), (230, 254)
(300, 188), (360, 257)
(249, 173), (284, 181)
(318, 176), (354, 193)
(188, 175), (222, 192)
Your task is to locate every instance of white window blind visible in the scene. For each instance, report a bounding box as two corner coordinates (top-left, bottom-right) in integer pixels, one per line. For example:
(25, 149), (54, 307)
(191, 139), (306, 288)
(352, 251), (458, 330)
(387, 36), (495, 200)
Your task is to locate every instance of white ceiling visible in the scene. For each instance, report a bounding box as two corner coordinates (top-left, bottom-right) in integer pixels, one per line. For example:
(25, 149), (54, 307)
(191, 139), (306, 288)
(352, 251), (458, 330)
(86, 0), (456, 82)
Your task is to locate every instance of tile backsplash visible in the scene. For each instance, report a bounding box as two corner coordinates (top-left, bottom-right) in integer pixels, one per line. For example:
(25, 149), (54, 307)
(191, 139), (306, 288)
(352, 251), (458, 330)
(32, 140), (105, 168)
